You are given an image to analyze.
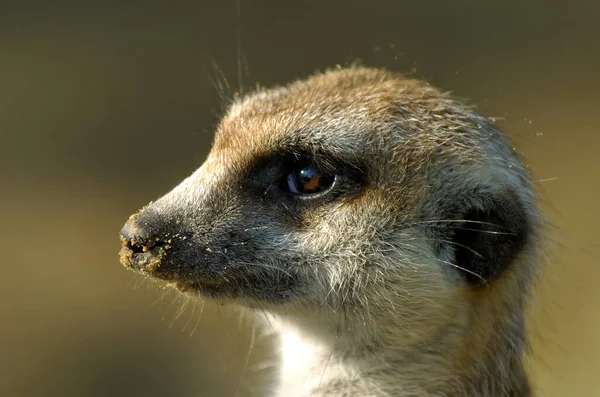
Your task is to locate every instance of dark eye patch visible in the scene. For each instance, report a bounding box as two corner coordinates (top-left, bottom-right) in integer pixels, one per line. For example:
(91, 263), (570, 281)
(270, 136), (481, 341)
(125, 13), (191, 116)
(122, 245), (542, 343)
(241, 148), (366, 205)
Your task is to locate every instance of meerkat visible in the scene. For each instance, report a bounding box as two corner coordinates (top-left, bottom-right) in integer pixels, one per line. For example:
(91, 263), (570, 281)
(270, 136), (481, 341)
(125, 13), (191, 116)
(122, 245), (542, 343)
(119, 66), (541, 397)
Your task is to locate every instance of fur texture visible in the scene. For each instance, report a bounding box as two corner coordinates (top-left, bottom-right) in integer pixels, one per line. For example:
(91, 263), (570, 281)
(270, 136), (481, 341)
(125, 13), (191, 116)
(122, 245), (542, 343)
(119, 67), (541, 396)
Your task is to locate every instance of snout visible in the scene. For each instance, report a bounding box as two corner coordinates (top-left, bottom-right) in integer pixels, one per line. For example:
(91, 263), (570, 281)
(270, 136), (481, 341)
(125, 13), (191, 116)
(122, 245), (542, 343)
(119, 212), (175, 278)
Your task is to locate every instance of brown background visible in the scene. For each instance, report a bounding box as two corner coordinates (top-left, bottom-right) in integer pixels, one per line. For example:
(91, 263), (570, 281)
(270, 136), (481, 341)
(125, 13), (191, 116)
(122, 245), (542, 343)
(1, 1), (598, 396)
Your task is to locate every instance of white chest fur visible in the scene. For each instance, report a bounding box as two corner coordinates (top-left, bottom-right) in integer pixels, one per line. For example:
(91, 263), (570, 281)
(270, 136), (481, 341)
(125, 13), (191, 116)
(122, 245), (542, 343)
(266, 315), (383, 397)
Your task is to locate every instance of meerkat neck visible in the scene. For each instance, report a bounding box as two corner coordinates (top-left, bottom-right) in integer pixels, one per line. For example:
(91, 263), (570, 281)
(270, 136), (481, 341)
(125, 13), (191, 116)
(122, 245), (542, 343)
(264, 312), (531, 397)
(270, 314), (383, 397)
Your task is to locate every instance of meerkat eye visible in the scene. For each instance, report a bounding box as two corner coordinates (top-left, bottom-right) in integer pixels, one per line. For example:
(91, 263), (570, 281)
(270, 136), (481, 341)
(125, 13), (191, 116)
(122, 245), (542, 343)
(286, 165), (335, 195)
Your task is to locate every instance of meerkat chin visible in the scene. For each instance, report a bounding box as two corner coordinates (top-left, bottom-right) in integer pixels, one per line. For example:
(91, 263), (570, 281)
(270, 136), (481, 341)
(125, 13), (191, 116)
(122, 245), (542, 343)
(119, 66), (541, 397)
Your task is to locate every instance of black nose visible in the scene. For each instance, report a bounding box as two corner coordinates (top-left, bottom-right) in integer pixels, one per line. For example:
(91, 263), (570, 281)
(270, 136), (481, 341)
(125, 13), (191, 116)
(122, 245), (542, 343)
(119, 214), (165, 272)
(120, 216), (155, 252)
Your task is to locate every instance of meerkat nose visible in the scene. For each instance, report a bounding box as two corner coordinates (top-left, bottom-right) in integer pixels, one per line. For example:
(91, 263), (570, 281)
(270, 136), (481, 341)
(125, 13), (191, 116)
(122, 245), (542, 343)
(119, 214), (165, 271)
(120, 215), (153, 251)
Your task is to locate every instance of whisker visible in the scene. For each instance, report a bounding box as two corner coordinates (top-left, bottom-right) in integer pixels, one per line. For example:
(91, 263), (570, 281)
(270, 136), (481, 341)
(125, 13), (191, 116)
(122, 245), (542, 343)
(446, 226), (517, 236)
(162, 292), (183, 325)
(189, 292), (204, 338)
(170, 294), (191, 328)
(181, 296), (197, 333)
(400, 236), (486, 259)
(433, 257), (487, 284)
(234, 325), (255, 397)
(152, 285), (171, 306)
(407, 219), (509, 229)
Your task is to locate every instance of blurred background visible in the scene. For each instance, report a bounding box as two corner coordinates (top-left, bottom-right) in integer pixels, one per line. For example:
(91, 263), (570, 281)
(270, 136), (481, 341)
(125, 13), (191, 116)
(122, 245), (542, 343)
(1, 0), (598, 396)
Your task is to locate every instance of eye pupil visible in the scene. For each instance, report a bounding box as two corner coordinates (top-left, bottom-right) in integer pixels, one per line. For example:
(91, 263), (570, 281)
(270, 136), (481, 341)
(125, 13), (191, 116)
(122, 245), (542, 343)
(286, 165), (335, 195)
(298, 168), (321, 192)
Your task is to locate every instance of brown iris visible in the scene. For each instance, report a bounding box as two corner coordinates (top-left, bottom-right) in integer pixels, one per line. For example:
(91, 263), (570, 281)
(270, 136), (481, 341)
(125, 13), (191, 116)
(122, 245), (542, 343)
(287, 165), (335, 195)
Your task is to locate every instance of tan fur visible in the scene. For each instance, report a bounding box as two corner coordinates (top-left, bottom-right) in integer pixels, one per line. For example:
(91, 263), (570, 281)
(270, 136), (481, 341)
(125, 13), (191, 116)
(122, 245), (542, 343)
(120, 66), (542, 396)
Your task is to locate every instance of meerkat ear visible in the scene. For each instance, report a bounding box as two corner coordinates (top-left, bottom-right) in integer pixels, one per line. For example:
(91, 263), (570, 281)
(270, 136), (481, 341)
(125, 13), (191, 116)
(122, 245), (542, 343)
(451, 192), (530, 285)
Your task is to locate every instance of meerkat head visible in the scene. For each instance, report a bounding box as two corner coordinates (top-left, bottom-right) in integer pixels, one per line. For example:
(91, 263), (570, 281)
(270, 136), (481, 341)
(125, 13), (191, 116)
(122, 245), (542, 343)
(120, 67), (539, 364)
